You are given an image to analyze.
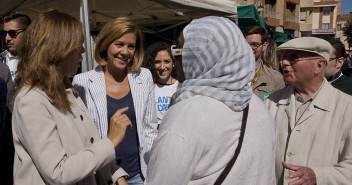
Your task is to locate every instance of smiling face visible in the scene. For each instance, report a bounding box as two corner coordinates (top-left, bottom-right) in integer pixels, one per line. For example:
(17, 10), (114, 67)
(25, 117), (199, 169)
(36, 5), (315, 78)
(60, 46), (85, 77)
(105, 32), (136, 71)
(154, 50), (174, 84)
(3, 20), (25, 55)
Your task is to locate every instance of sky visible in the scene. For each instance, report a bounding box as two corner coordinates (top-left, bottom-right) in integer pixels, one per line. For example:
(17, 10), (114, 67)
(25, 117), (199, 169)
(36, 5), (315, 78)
(341, 0), (352, 14)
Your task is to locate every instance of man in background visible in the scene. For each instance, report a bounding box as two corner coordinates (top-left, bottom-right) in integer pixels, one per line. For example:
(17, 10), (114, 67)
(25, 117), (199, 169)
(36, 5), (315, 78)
(1, 12), (31, 83)
(243, 26), (284, 101)
(324, 39), (352, 95)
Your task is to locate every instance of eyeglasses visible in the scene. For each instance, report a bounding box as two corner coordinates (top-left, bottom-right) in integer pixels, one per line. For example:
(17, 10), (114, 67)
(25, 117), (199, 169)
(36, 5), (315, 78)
(329, 57), (339, 62)
(248, 42), (262, 48)
(279, 54), (322, 64)
(171, 45), (182, 59)
(1, 29), (25, 38)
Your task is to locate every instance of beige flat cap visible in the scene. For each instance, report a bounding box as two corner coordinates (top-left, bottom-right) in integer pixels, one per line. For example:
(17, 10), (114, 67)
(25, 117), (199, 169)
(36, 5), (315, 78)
(277, 37), (331, 62)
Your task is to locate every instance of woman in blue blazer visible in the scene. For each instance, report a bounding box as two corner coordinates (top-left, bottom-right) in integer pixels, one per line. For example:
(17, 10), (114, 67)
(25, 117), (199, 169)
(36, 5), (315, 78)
(73, 17), (158, 185)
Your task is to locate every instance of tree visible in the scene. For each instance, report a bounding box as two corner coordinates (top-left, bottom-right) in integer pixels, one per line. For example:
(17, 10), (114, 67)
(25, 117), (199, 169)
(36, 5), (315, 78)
(342, 20), (352, 51)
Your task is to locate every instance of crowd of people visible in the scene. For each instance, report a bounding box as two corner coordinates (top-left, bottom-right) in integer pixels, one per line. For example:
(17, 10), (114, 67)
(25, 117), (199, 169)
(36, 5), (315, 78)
(0, 9), (352, 185)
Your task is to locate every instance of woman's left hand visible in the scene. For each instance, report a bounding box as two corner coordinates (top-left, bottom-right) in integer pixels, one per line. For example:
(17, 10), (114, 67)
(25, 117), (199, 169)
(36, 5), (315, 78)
(116, 176), (128, 185)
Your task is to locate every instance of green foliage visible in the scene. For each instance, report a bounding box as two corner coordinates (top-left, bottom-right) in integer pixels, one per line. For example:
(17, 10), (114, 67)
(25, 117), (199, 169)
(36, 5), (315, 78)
(342, 20), (352, 49)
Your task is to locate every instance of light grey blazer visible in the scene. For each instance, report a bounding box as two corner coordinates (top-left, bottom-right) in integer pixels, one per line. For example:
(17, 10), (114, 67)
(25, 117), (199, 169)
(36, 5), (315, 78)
(73, 65), (158, 177)
(12, 87), (126, 185)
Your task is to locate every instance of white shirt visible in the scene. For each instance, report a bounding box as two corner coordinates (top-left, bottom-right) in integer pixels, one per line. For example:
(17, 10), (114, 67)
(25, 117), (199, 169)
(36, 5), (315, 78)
(154, 81), (179, 125)
(2, 50), (18, 83)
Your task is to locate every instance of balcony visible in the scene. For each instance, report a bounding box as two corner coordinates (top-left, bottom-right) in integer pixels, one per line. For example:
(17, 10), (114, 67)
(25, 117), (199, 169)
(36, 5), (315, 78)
(264, 11), (280, 27)
(284, 16), (299, 30)
(300, 23), (312, 31)
(314, 0), (338, 6)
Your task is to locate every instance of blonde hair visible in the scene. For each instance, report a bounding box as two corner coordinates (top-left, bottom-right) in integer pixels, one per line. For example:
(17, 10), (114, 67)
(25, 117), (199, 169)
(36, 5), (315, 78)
(16, 9), (84, 113)
(94, 17), (144, 71)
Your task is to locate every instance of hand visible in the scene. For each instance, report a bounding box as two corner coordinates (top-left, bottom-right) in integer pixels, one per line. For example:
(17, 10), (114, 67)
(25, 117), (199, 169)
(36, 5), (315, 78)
(108, 107), (132, 148)
(282, 162), (316, 185)
(116, 176), (128, 185)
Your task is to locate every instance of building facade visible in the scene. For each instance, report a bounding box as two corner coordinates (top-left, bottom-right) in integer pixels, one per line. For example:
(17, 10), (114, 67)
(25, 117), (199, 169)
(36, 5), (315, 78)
(299, 0), (340, 40)
(237, 0), (300, 37)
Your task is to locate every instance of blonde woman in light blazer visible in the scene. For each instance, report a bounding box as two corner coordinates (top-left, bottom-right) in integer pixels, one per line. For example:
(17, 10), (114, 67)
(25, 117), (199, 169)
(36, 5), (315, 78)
(13, 10), (131, 185)
(73, 17), (158, 185)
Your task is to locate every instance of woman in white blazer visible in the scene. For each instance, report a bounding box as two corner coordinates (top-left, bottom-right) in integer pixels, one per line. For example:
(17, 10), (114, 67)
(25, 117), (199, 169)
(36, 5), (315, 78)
(12, 9), (131, 185)
(73, 17), (158, 185)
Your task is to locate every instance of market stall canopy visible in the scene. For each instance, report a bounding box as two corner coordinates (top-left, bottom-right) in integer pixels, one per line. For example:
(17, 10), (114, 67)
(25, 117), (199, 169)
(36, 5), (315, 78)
(1, 0), (237, 34)
(1, 0), (238, 71)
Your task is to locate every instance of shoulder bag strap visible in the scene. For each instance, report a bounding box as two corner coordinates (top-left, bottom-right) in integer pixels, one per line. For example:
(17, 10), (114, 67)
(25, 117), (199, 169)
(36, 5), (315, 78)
(213, 105), (249, 185)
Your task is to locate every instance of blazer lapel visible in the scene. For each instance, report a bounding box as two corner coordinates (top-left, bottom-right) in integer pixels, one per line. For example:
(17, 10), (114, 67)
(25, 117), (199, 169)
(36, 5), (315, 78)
(295, 104), (314, 126)
(295, 80), (331, 126)
(88, 70), (108, 137)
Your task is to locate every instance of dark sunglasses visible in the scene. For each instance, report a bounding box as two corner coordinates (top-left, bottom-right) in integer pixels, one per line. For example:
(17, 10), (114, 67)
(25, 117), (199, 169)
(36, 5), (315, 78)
(1, 29), (25, 38)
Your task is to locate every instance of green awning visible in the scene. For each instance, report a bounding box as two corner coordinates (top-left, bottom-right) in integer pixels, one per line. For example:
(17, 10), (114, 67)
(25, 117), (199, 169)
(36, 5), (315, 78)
(273, 32), (293, 44)
(237, 5), (272, 36)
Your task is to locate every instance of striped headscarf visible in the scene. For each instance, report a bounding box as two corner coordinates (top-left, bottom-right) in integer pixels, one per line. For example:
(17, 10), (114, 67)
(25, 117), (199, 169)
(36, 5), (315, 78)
(175, 16), (255, 112)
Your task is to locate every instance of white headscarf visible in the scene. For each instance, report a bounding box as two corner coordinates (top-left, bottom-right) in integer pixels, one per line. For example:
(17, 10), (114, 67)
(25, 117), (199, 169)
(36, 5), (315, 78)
(175, 16), (255, 111)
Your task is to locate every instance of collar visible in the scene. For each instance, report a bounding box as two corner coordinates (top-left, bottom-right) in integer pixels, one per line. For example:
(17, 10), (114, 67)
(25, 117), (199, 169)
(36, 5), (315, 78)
(5, 50), (17, 60)
(327, 71), (342, 83)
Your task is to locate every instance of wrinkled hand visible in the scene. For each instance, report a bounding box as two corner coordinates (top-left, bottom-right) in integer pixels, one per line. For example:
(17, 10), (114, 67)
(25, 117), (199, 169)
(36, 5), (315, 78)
(108, 107), (132, 148)
(116, 176), (128, 185)
(283, 162), (316, 185)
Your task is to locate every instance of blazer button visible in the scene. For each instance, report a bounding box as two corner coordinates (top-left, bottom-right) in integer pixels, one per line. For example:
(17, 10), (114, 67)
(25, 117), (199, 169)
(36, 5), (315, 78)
(107, 180), (113, 185)
(287, 152), (294, 157)
(80, 115), (83, 121)
(90, 137), (94, 143)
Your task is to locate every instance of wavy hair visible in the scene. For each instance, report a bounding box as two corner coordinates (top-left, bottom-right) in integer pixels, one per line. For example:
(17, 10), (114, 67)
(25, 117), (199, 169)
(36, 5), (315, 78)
(262, 39), (280, 71)
(94, 17), (144, 72)
(16, 9), (84, 113)
(143, 42), (176, 82)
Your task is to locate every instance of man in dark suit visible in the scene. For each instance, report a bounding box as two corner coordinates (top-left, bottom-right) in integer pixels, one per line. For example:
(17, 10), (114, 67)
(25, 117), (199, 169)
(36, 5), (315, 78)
(324, 39), (352, 95)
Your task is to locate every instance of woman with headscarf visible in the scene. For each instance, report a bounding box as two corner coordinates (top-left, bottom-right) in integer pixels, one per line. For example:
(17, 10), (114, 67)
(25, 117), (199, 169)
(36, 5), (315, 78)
(145, 16), (276, 185)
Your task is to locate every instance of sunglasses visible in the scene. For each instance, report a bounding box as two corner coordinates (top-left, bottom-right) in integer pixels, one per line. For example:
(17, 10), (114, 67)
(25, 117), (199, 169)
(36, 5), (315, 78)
(171, 45), (182, 59)
(1, 29), (25, 38)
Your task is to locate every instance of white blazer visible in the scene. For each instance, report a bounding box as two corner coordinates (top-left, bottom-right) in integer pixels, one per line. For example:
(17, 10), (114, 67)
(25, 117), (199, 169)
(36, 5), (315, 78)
(73, 65), (158, 177)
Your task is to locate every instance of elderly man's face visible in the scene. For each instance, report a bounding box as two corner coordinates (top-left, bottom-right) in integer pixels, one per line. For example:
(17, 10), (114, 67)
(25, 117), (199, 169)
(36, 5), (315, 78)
(279, 51), (324, 85)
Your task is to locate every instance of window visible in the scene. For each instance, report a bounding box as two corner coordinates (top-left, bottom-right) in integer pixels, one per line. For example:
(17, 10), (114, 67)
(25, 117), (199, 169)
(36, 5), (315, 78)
(286, 3), (296, 17)
(323, 7), (330, 15)
(300, 11), (307, 21)
(322, 23), (330, 29)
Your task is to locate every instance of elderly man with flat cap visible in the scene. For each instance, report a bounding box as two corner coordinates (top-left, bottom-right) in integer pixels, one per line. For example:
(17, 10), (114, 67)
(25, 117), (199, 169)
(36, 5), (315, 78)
(266, 37), (352, 185)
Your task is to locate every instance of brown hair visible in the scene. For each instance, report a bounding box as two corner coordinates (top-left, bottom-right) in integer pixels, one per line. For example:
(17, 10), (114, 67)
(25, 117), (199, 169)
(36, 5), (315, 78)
(94, 17), (144, 71)
(243, 25), (268, 43)
(16, 9), (84, 113)
(143, 42), (177, 82)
